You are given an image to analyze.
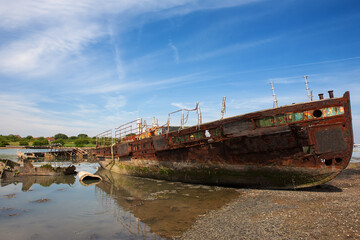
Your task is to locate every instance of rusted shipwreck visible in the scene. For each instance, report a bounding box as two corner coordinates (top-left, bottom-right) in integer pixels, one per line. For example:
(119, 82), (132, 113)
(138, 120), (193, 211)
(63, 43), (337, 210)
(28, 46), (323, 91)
(92, 91), (353, 189)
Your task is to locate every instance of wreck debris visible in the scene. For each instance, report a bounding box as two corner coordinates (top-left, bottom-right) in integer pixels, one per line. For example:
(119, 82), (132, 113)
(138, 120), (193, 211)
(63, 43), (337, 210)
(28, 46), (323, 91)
(16, 147), (88, 161)
(78, 171), (102, 186)
(0, 160), (7, 179)
(0, 159), (76, 180)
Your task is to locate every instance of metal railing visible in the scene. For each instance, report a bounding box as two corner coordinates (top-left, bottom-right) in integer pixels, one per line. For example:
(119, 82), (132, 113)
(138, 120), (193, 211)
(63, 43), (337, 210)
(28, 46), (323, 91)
(95, 102), (205, 144)
(166, 102), (202, 133)
(114, 118), (143, 143)
(96, 129), (113, 147)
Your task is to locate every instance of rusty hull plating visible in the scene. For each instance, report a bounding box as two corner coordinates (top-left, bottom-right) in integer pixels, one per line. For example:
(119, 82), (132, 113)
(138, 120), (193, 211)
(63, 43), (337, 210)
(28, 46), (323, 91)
(92, 91), (353, 189)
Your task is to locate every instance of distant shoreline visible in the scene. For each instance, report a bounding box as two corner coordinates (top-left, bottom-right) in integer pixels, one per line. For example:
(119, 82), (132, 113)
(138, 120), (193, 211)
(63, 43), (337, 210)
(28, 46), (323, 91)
(0, 146), (50, 149)
(0, 146), (25, 149)
(0, 146), (95, 150)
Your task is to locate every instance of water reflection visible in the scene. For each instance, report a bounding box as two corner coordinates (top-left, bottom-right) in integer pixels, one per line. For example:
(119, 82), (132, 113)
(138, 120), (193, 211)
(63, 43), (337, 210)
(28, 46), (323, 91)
(0, 161), (239, 239)
(95, 168), (240, 238)
(1, 175), (75, 191)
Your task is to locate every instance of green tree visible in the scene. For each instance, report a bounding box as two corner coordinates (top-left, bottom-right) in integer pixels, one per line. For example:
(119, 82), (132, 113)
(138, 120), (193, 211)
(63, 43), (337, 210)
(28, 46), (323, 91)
(53, 139), (65, 145)
(25, 135), (33, 140)
(74, 138), (89, 147)
(19, 139), (29, 146)
(54, 133), (68, 140)
(0, 139), (8, 147)
(33, 137), (48, 146)
(7, 134), (21, 142)
(77, 134), (88, 138)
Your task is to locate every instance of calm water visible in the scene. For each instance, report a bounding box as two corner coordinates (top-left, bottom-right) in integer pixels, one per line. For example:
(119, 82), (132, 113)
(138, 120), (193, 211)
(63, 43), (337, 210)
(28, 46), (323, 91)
(0, 149), (239, 239)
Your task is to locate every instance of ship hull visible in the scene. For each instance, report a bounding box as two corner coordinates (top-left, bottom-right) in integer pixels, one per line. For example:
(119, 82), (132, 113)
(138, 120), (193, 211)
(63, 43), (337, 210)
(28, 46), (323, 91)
(94, 92), (353, 189)
(99, 159), (342, 189)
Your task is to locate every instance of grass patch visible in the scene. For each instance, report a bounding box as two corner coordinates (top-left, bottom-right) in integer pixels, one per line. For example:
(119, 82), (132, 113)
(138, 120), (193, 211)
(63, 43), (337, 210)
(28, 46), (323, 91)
(40, 164), (54, 170)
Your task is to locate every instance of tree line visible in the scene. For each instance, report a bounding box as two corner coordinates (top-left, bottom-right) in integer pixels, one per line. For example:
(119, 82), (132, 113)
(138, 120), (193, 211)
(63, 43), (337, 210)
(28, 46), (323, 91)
(0, 133), (96, 147)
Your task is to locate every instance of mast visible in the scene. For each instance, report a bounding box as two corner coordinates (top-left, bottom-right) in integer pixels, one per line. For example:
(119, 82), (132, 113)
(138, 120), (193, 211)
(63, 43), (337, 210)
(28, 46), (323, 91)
(270, 81), (278, 108)
(221, 96), (226, 119)
(304, 75), (312, 101)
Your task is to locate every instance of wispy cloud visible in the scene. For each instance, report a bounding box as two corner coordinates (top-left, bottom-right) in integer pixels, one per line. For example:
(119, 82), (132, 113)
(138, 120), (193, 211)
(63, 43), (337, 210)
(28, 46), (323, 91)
(268, 75), (306, 84)
(0, 0), (260, 77)
(0, 92), (131, 136)
(0, 94), (43, 114)
(72, 71), (208, 94)
(168, 40), (179, 64)
(171, 102), (188, 109)
(108, 25), (126, 80)
(186, 36), (280, 62)
(104, 95), (127, 112)
(0, 23), (102, 76)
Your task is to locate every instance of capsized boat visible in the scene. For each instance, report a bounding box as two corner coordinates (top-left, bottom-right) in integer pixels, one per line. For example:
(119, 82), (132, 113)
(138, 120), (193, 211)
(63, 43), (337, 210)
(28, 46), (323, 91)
(92, 90), (353, 189)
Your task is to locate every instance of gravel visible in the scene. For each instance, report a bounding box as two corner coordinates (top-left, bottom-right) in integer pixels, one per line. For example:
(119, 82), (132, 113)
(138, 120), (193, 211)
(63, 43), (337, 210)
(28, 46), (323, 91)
(175, 163), (360, 240)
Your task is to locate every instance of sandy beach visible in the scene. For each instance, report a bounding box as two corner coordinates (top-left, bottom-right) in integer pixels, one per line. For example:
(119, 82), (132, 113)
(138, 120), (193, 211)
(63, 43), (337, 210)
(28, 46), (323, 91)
(176, 162), (360, 240)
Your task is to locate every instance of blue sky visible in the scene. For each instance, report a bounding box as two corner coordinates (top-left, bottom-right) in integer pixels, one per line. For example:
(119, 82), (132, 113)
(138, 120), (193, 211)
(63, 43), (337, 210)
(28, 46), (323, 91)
(0, 0), (360, 143)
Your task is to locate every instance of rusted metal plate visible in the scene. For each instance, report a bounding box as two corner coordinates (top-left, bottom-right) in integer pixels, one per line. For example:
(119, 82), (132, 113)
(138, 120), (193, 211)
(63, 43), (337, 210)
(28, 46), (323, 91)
(118, 143), (130, 157)
(222, 120), (253, 137)
(313, 125), (347, 154)
(152, 135), (168, 151)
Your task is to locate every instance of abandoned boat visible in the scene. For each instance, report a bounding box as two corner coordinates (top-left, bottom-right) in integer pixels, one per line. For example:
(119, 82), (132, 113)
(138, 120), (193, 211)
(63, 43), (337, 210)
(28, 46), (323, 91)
(92, 90), (353, 189)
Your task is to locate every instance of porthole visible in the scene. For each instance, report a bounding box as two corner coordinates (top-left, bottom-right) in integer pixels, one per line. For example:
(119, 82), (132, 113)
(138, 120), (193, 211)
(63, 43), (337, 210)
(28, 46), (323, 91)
(335, 158), (342, 163)
(325, 159), (332, 166)
(313, 109), (323, 118)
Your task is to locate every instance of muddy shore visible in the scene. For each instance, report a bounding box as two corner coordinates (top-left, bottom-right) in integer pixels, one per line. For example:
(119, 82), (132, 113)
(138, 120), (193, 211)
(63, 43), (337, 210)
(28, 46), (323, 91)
(176, 162), (360, 240)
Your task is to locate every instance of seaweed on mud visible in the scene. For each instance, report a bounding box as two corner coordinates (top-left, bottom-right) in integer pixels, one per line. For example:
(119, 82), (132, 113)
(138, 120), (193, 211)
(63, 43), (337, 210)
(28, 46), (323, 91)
(30, 198), (51, 203)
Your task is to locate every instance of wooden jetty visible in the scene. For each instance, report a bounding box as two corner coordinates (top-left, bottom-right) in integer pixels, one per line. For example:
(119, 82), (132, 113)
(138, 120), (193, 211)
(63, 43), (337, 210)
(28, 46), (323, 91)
(17, 147), (88, 161)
